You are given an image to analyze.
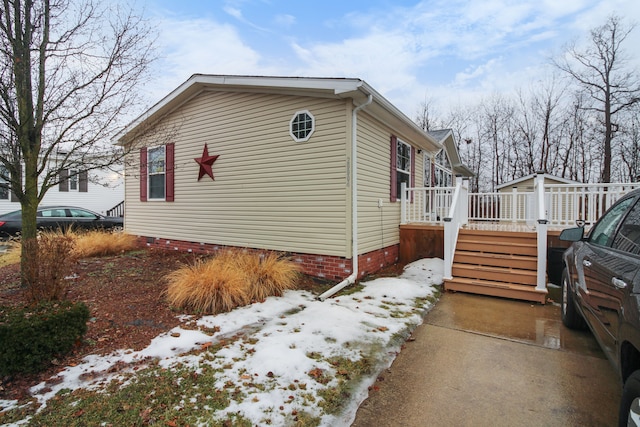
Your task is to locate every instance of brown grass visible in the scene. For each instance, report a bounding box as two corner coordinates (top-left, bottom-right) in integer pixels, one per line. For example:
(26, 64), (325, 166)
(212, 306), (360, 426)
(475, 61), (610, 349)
(25, 231), (77, 302)
(165, 258), (250, 314)
(0, 241), (21, 267)
(71, 231), (138, 258)
(165, 249), (300, 314)
(247, 252), (300, 301)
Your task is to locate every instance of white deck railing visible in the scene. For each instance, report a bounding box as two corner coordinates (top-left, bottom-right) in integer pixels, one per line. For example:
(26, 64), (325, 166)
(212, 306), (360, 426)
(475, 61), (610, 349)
(545, 183), (640, 226)
(401, 176), (640, 293)
(402, 180), (640, 227)
(401, 185), (456, 224)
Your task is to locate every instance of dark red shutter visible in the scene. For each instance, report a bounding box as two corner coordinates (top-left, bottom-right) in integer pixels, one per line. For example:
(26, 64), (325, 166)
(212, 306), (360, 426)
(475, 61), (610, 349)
(390, 136), (397, 202)
(165, 143), (175, 202)
(140, 147), (147, 202)
(79, 170), (88, 192)
(59, 169), (69, 192)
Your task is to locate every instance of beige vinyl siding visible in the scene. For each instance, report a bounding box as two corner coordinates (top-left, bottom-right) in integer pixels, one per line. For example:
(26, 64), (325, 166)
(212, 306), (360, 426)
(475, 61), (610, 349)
(355, 113), (424, 254)
(125, 91), (351, 257)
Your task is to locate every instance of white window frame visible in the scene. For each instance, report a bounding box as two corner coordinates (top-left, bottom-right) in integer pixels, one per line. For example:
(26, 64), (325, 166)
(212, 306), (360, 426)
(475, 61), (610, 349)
(69, 169), (79, 191)
(148, 145), (166, 200)
(289, 110), (315, 142)
(425, 149), (453, 187)
(396, 139), (411, 201)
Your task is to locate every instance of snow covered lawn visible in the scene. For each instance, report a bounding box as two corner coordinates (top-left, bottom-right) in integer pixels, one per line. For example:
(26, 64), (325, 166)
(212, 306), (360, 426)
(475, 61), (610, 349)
(1, 258), (443, 426)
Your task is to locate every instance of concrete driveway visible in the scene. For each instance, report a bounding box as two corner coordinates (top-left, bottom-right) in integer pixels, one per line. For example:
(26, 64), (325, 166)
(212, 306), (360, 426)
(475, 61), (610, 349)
(352, 292), (621, 427)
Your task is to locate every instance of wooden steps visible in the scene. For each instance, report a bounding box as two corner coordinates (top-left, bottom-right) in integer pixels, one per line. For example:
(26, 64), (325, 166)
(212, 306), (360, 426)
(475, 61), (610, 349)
(444, 228), (548, 304)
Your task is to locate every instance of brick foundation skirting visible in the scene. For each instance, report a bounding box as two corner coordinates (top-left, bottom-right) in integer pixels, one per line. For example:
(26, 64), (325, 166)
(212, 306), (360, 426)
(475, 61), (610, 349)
(137, 236), (399, 281)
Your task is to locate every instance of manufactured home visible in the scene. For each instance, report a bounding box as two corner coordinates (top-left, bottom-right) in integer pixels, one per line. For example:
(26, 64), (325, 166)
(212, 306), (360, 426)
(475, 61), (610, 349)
(116, 74), (469, 283)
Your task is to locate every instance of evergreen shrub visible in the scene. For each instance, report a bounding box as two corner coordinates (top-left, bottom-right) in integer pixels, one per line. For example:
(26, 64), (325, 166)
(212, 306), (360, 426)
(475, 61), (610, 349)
(0, 301), (90, 376)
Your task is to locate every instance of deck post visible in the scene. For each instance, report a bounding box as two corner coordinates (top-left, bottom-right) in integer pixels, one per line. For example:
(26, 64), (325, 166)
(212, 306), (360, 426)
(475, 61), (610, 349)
(534, 173), (548, 293)
(511, 186), (517, 222)
(400, 182), (407, 224)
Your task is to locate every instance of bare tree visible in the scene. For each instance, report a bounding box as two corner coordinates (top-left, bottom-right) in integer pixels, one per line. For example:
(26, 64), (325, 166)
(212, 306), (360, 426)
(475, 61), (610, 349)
(415, 94), (443, 132)
(0, 0), (155, 288)
(619, 105), (640, 181)
(478, 93), (516, 189)
(553, 15), (640, 183)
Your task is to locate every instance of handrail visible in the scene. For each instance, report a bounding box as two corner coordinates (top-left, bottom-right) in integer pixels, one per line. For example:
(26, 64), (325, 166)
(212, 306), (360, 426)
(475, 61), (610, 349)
(443, 176), (468, 279)
(106, 200), (124, 217)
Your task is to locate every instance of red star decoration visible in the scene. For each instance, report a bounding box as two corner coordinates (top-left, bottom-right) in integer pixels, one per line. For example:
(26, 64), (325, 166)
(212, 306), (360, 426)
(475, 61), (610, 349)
(194, 143), (219, 181)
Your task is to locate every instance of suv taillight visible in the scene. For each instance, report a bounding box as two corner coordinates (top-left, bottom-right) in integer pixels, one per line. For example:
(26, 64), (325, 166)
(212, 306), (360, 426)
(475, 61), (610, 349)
(0, 221), (5, 226)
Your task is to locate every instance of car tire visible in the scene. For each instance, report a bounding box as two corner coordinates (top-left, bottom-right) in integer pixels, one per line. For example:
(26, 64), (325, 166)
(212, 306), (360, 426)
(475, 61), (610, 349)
(561, 269), (586, 329)
(619, 370), (640, 427)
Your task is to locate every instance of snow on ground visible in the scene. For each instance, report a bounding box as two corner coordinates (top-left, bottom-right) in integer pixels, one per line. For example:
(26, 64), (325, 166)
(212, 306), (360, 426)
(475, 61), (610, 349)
(1, 258), (443, 426)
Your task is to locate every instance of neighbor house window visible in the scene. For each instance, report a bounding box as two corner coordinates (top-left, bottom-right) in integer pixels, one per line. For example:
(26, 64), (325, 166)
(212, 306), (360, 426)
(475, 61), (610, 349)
(59, 169), (88, 192)
(148, 146), (166, 200)
(396, 139), (411, 198)
(290, 110), (315, 142)
(69, 169), (78, 191)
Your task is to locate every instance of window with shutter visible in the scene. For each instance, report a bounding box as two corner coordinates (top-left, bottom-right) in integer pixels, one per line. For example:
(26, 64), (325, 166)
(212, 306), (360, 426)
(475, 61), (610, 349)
(141, 143), (174, 202)
(390, 136), (414, 202)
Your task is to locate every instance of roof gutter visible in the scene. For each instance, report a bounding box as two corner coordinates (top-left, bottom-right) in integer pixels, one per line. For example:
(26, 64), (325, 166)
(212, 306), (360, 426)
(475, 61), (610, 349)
(318, 93), (373, 301)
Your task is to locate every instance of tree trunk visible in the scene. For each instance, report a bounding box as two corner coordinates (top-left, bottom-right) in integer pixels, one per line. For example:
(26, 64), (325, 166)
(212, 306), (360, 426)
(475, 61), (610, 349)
(20, 149), (40, 288)
(602, 92), (612, 183)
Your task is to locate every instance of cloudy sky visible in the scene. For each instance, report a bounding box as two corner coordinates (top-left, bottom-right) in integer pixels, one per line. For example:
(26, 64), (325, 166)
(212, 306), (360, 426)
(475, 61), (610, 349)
(139, 0), (640, 120)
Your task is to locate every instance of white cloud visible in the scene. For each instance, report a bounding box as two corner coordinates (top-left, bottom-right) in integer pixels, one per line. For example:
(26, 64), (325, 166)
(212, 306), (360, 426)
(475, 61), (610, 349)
(146, 18), (269, 102)
(453, 59), (502, 88)
(290, 30), (424, 107)
(141, 0), (640, 118)
(223, 6), (243, 20)
(274, 14), (296, 27)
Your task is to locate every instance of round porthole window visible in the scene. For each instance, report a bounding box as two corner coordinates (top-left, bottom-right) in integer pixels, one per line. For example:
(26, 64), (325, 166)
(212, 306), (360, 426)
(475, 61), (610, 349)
(290, 110), (315, 142)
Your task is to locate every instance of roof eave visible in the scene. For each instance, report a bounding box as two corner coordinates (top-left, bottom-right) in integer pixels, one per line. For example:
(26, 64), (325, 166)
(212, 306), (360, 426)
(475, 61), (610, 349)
(114, 75), (441, 152)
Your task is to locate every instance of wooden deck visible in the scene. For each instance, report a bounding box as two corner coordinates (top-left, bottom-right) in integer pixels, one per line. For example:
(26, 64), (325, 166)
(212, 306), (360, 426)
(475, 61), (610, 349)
(399, 222), (570, 304)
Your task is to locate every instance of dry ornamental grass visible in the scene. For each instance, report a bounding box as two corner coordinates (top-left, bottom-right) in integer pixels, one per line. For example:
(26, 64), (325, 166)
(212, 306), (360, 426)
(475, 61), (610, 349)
(165, 249), (300, 314)
(71, 230), (138, 258)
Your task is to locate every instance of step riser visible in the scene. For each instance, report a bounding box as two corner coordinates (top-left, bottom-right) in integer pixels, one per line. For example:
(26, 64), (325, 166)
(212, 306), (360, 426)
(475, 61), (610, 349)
(454, 253), (537, 270)
(456, 241), (538, 257)
(452, 266), (537, 286)
(458, 230), (536, 240)
(444, 279), (547, 304)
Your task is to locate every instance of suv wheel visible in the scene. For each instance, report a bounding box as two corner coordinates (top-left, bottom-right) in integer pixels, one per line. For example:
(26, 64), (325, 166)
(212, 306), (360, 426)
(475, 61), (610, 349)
(561, 269), (586, 329)
(620, 370), (640, 427)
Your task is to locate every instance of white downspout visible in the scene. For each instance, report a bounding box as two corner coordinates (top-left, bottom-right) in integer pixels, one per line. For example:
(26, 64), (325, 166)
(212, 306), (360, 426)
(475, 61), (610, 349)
(318, 93), (373, 301)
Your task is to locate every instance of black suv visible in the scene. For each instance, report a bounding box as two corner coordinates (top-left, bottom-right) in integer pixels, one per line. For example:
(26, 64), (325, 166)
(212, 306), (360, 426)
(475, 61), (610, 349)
(560, 188), (640, 426)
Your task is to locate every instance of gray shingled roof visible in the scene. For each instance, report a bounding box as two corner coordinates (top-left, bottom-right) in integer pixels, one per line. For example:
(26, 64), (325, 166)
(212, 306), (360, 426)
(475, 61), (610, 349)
(426, 129), (452, 142)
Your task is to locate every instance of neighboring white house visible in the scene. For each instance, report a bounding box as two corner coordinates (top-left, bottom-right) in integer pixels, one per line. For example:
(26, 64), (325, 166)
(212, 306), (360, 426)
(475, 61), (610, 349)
(116, 74), (465, 281)
(0, 161), (124, 216)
